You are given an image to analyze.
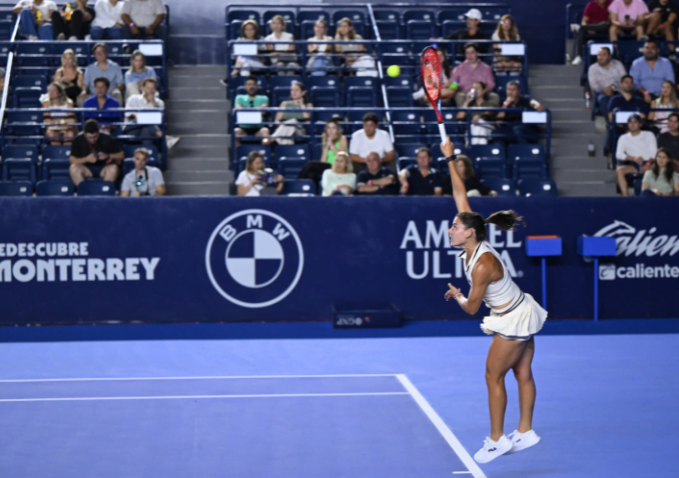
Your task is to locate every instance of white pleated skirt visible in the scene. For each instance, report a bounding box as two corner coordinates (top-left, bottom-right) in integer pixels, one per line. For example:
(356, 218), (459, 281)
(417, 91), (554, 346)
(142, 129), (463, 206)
(480, 293), (547, 338)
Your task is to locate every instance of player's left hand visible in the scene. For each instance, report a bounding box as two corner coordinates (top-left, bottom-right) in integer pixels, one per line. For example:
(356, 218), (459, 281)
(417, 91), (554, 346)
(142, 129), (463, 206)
(445, 283), (461, 301)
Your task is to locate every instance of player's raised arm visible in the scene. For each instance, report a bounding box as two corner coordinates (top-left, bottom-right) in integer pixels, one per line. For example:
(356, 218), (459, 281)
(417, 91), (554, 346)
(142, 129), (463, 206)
(441, 137), (472, 214)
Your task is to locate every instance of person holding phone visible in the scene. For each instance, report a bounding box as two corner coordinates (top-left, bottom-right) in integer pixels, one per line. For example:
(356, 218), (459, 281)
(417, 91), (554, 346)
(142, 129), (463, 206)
(69, 119), (124, 186)
(608, 0), (649, 41)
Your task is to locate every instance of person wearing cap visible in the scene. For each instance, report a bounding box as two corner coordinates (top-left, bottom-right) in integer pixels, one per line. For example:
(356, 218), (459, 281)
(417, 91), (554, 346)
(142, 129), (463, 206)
(445, 8), (489, 55)
(615, 113), (657, 196)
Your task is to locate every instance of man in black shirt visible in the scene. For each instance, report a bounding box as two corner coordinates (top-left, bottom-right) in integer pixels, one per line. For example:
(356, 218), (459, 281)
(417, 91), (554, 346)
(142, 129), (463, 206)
(495, 80), (545, 144)
(356, 152), (398, 195)
(398, 147), (443, 195)
(69, 119), (124, 186)
(445, 8), (489, 55)
(646, 0), (678, 50)
(657, 113), (679, 169)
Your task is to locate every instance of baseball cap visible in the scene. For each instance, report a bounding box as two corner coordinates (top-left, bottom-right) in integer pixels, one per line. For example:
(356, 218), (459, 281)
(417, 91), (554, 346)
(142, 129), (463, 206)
(628, 114), (642, 123)
(465, 9), (483, 21)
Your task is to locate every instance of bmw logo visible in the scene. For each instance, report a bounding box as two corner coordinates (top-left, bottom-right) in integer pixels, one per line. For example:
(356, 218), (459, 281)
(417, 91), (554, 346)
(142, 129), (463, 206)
(206, 209), (304, 308)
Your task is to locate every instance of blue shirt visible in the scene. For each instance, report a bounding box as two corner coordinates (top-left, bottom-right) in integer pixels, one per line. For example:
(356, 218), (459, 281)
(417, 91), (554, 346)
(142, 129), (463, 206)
(83, 95), (121, 124)
(84, 60), (124, 95)
(607, 93), (648, 120)
(629, 56), (675, 96)
(124, 67), (157, 87)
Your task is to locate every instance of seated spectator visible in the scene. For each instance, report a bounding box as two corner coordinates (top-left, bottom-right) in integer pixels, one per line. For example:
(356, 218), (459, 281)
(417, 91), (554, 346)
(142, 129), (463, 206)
(124, 77), (179, 149)
(236, 150), (284, 196)
(307, 19), (333, 76)
(616, 114), (657, 196)
(120, 147), (166, 197)
(265, 15), (299, 76)
(321, 152), (356, 196)
(398, 147), (443, 196)
(491, 15), (522, 73)
(69, 119), (124, 186)
(607, 74), (648, 123)
(442, 155), (498, 196)
(90, 0), (125, 40)
(50, 0), (94, 40)
(445, 8), (489, 55)
(572, 0), (612, 66)
(83, 77), (121, 134)
(0, 67), (4, 95)
(335, 17), (365, 69)
(349, 112), (395, 172)
(41, 82), (77, 145)
(588, 46), (627, 120)
(450, 43), (497, 107)
(233, 75), (270, 146)
(262, 80), (312, 147)
(124, 50), (157, 103)
(414, 47), (452, 103)
(496, 80), (545, 144)
(13, 0), (56, 40)
(657, 113), (679, 167)
(320, 118), (348, 164)
(80, 43), (124, 106)
(641, 147), (679, 195)
(609, 0), (649, 41)
(54, 49), (84, 104)
(645, 0), (678, 51)
(121, 0), (167, 42)
(457, 81), (498, 144)
(228, 20), (267, 80)
(356, 152), (398, 195)
(492, 14), (520, 41)
(630, 41), (675, 103)
(648, 80), (679, 133)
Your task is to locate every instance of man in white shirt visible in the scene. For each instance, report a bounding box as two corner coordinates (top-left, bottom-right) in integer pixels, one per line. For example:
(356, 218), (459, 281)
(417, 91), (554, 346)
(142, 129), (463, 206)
(13, 0), (57, 40)
(615, 114), (657, 196)
(121, 0), (167, 43)
(90, 0), (125, 39)
(349, 113), (395, 172)
(124, 77), (179, 149)
(120, 147), (166, 196)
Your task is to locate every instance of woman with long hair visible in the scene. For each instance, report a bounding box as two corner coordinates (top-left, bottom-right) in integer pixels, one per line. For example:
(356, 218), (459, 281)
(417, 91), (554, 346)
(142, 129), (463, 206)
(320, 119), (348, 164)
(441, 136), (546, 464)
(41, 81), (77, 145)
(641, 148), (679, 196)
(230, 20), (267, 79)
(265, 15), (299, 75)
(235, 150), (284, 196)
(492, 15), (522, 74)
(442, 154), (498, 196)
(262, 80), (313, 147)
(307, 19), (333, 75)
(648, 80), (679, 134)
(492, 14), (521, 41)
(335, 17), (365, 68)
(125, 50), (157, 102)
(53, 49), (83, 104)
(321, 151), (356, 196)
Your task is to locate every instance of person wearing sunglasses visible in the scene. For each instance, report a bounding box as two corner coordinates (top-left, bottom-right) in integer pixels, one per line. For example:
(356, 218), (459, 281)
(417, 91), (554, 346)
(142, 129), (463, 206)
(234, 75), (270, 146)
(492, 15), (521, 41)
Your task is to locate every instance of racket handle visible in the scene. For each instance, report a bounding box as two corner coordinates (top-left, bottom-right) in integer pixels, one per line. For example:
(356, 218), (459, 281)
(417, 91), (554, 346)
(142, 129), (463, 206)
(438, 122), (447, 143)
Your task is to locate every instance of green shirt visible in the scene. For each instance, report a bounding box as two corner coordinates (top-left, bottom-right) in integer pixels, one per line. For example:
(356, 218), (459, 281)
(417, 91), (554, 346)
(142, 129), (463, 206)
(642, 169), (679, 195)
(325, 140), (342, 165)
(235, 94), (268, 129)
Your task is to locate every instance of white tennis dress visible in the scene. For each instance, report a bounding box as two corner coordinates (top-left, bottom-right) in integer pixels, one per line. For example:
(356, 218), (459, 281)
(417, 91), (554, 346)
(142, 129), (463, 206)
(459, 241), (547, 338)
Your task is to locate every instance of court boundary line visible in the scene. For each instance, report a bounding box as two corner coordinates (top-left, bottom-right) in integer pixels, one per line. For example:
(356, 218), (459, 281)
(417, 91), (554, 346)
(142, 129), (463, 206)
(0, 374), (398, 383)
(396, 374), (487, 478)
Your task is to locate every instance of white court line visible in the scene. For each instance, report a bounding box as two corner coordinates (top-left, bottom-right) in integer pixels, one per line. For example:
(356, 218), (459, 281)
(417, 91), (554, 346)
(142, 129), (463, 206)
(0, 374), (398, 383)
(396, 374), (487, 478)
(452, 472), (473, 475)
(0, 391), (409, 403)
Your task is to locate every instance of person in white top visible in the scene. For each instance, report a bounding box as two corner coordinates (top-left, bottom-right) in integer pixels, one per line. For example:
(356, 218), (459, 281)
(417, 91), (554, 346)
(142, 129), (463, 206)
(321, 151), (356, 196)
(616, 114), (657, 196)
(90, 0), (125, 40)
(121, 0), (167, 42)
(349, 112), (395, 173)
(124, 77), (179, 149)
(491, 14), (521, 41)
(13, 0), (57, 40)
(265, 15), (299, 75)
(120, 147), (166, 197)
(307, 19), (333, 75)
(441, 136), (546, 465)
(236, 150), (284, 196)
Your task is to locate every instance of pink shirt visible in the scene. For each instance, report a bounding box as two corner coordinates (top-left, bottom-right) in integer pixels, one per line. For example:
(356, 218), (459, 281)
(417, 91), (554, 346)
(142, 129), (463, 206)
(451, 60), (496, 93)
(608, 0), (649, 20)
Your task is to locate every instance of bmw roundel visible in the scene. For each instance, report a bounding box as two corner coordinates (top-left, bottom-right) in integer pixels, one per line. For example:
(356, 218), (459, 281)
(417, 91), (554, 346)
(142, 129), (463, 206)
(206, 209), (304, 308)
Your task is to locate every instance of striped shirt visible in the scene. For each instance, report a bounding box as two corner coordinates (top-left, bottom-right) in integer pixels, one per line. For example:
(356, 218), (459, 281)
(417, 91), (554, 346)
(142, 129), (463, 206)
(588, 59), (627, 93)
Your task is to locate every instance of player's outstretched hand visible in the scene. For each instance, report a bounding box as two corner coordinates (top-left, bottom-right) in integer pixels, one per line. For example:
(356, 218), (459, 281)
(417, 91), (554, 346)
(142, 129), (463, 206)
(445, 283), (461, 301)
(441, 137), (455, 158)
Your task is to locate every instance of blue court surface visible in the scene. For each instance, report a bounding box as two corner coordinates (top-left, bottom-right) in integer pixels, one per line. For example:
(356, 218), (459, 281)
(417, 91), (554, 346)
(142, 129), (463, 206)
(0, 322), (677, 478)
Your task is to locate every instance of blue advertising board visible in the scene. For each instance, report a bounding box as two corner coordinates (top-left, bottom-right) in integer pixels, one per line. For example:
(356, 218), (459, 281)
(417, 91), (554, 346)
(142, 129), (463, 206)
(0, 197), (677, 325)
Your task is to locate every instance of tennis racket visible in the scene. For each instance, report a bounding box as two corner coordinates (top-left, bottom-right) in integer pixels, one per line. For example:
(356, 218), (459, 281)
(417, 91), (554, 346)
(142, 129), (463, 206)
(420, 46), (447, 142)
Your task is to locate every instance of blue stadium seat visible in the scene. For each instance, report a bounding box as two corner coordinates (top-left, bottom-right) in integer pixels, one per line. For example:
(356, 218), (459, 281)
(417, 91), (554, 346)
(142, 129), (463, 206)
(310, 86), (339, 107)
(0, 181), (33, 196)
(470, 144), (506, 162)
(304, 76), (339, 90)
(312, 109), (345, 134)
(380, 43), (409, 55)
(269, 75), (303, 92)
(41, 158), (71, 181)
(236, 144), (272, 166)
(395, 143), (422, 159)
(275, 144), (310, 162)
(406, 20), (436, 40)
(332, 10), (366, 27)
(344, 76), (377, 92)
(373, 10), (400, 22)
(376, 20), (400, 40)
(282, 179), (316, 195)
(16, 43), (51, 66)
(272, 86), (291, 108)
(470, 144), (507, 179)
(509, 144), (548, 180)
(480, 178), (517, 197)
(277, 158), (308, 179)
(430, 143), (464, 161)
(2, 159), (37, 184)
(398, 157), (417, 171)
(386, 86), (413, 107)
(263, 10), (296, 35)
(3, 145), (40, 162)
(310, 143), (323, 161)
(227, 10), (260, 23)
(384, 76), (414, 90)
(77, 180), (116, 196)
(346, 86), (376, 107)
(518, 179), (558, 197)
(230, 76), (268, 101)
(12, 87), (42, 108)
(299, 11), (331, 38)
(347, 109), (375, 132)
(12, 75), (48, 90)
(404, 10), (435, 23)
(4, 111), (43, 137)
(391, 111), (424, 138)
(122, 157), (160, 176)
(36, 180), (74, 196)
(440, 20), (466, 39)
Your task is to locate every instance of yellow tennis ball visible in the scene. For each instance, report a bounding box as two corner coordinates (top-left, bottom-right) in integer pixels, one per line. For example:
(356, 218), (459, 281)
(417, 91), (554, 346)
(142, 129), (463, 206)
(387, 65), (400, 78)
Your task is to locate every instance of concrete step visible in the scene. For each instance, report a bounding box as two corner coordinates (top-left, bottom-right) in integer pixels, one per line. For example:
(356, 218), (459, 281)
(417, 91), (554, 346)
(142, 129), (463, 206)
(168, 111), (227, 125)
(171, 134), (230, 147)
(169, 74), (226, 88)
(552, 169), (614, 182)
(169, 86), (226, 100)
(557, 181), (618, 197)
(167, 157), (231, 171)
(166, 181), (231, 196)
(551, 156), (609, 169)
(164, 170), (233, 182)
(168, 121), (226, 135)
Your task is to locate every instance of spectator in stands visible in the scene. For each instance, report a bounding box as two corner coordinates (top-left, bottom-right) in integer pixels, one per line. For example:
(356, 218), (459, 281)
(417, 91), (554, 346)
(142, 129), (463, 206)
(262, 81), (312, 147)
(492, 14), (520, 41)
(321, 152), (356, 196)
(445, 8), (489, 55)
(349, 113), (395, 172)
(457, 81), (497, 144)
(645, 0), (678, 51)
(496, 80), (545, 143)
(120, 147), (166, 197)
(54, 49), (84, 104)
(50, 0), (94, 40)
(356, 152), (398, 195)
(588, 46), (627, 120)
(0, 68), (4, 95)
(229, 20), (267, 79)
(121, 0), (167, 42)
(648, 80), (679, 133)
(124, 77), (179, 149)
(442, 155), (498, 196)
(41, 82), (77, 145)
(398, 147), (443, 196)
(606, 75), (647, 123)
(413, 47), (452, 103)
(450, 43), (497, 107)
(335, 17), (365, 69)
(124, 50), (157, 103)
(572, 0), (612, 66)
(13, 0), (57, 40)
(265, 15), (299, 75)
(234, 75), (270, 146)
(80, 43), (124, 106)
(83, 77), (120, 134)
(491, 12), (522, 73)
(320, 118), (348, 165)
(641, 147), (679, 195)
(236, 150), (284, 196)
(616, 114), (657, 196)
(657, 113), (679, 166)
(630, 41), (675, 102)
(69, 119), (124, 186)
(90, 0), (125, 40)
(307, 19), (333, 76)
(609, 0), (649, 42)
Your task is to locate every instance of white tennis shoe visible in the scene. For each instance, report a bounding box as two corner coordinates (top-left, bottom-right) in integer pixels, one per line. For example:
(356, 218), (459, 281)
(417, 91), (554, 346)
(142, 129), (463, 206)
(473, 435), (512, 463)
(506, 429), (541, 454)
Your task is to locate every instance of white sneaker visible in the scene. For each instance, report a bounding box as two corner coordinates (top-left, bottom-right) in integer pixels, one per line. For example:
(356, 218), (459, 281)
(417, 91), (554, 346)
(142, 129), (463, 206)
(68, 35), (78, 41)
(571, 56), (583, 66)
(166, 135), (180, 149)
(28, 35), (39, 41)
(473, 435), (512, 464)
(56, 33), (66, 40)
(412, 87), (425, 100)
(506, 429), (541, 454)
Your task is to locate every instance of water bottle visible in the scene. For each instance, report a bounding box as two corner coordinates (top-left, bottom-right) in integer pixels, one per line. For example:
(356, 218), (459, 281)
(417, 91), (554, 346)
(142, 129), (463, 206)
(588, 140), (596, 157)
(585, 92), (591, 110)
(468, 88), (476, 101)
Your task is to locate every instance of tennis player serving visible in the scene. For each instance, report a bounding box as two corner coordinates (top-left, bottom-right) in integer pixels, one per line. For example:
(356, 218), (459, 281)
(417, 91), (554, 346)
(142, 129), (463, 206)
(441, 137), (546, 464)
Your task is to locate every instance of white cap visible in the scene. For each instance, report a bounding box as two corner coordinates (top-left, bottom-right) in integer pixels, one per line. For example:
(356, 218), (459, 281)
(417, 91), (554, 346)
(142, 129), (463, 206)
(465, 8), (483, 21)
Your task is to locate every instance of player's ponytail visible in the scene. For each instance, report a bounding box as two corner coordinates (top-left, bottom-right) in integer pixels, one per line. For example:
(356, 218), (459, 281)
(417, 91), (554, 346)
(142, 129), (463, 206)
(457, 210), (524, 242)
(484, 210), (525, 231)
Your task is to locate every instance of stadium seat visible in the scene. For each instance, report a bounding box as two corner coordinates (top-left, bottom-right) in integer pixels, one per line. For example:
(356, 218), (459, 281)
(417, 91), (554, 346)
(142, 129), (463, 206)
(282, 179), (316, 196)
(310, 143), (323, 161)
(237, 157), (271, 175)
(332, 11), (366, 27)
(344, 76), (377, 95)
(275, 144), (310, 162)
(2, 159), (37, 184)
(272, 86), (292, 108)
(263, 10), (296, 35)
(0, 181), (33, 196)
(347, 109), (377, 132)
(346, 86), (376, 107)
(227, 9), (260, 23)
(495, 75), (526, 96)
(373, 10), (400, 22)
(470, 144), (506, 163)
(4, 111), (43, 137)
(312, 109), (345, 134)
(386, 86), (413, 107)
(509, 144), (548, 180)
(36, 180), (74, 197)
(3, 145), (40, 162)
(122, 158), (160, 176)
(384, 76), (414, 90)
(77, 180), (116, 196)
(123, 144), (160, 163)
(518, 179), (557, 197)
(470, 144), (507, 179)
(391, 111), (424, 138)
(430, 143), (464, 161)
(12, 87), (42, 108)
(406, 20), (436, 40)
(305, 77), (339, 90)
(398, 157), (417, 171)
(16, 43), (51, 66)
(12, 75), (48, 90)
(310, 86), (339, 107)
(236, 144), (272, 165)
(277, 158), (308, 179)
(480, 178), (517, 196)
(633, 177), (644, 196)
(375, 20), (400, 40)
(230, 76), (268, 101)
(404, 10), (435, 22)
(395, 143), (422, 159)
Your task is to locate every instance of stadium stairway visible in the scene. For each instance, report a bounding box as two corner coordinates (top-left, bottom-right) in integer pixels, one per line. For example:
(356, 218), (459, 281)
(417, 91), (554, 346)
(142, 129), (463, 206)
(529, 64), (616, 197)
(164, 65), (232, 196)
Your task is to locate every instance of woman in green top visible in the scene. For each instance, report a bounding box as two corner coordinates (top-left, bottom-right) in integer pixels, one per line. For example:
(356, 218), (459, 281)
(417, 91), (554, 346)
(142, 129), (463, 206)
(641, 148), (679, 196)
(320, 118), (348, 165)
(263, 81), (313, 146)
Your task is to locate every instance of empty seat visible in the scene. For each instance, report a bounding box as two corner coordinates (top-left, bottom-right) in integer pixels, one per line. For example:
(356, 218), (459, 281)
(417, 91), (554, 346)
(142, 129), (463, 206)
(406, 20), (435, 40)
(375, 20), (400, 40)
(4, 111), (43, 136)
(390, 110), (424, 137)
(384, 75), (414, 90)
(509, 144), (548, 180)
(3, 145), (40, 162)
(480, 178), (517, 197)
(310, 86), (339, 107)
(275, 144), (310, 162)
(395, 143), (422, 159)
(77, 180), (116, 196)
(282, 179), (316, 195)
(470, 144), (507, 178)
(0, 181), (33, 196)
(277, 158), (308, 179)
(12, 75), (48, 90)
(16, 43), (51, 66)
(12, 87), (42, 108)
(346, 86), (376, 107)
(518, 179), (558, 197)
(305, 76), (339, 89)
(36, 180), (74, 196)
(272, 86), (291, 108)
(227, 9), (260, 23)
(387, 86), (413, 107)
(2, 159), (37, 184)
